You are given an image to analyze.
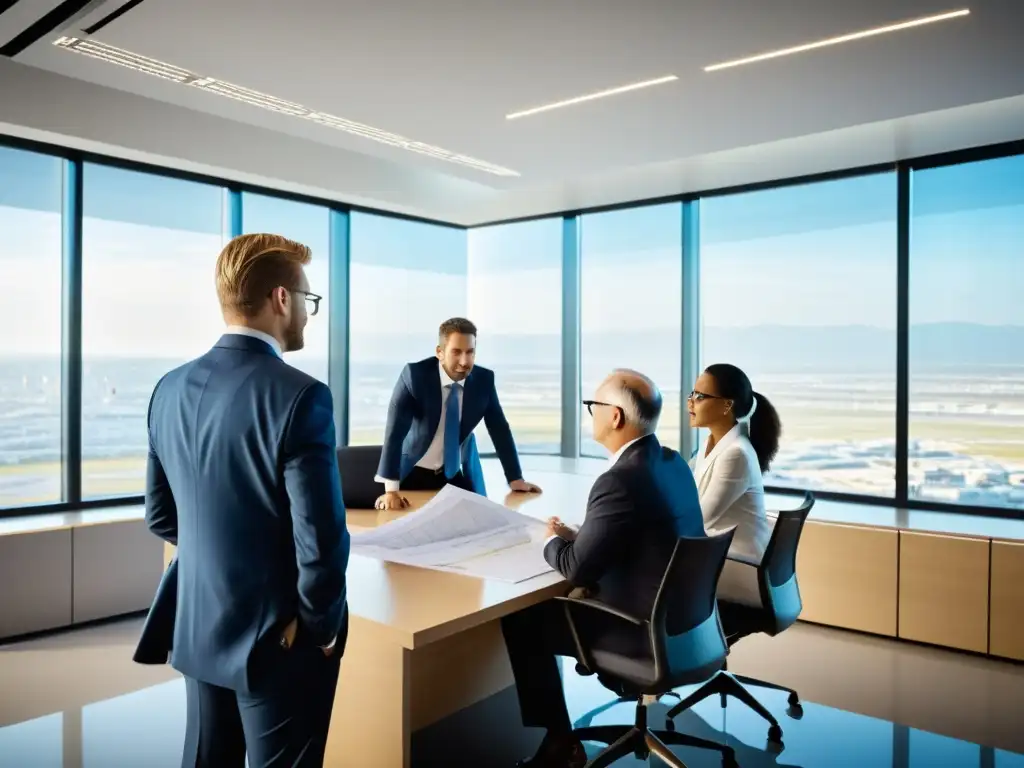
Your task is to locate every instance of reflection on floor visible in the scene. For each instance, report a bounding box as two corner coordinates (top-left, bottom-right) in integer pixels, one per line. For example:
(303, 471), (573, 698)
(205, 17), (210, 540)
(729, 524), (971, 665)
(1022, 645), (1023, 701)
(1, 618), (1023, 767)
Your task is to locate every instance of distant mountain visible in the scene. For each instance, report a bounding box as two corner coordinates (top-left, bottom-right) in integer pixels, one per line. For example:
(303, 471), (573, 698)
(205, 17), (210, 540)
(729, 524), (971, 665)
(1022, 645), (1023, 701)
(349, 323), (1024, 373)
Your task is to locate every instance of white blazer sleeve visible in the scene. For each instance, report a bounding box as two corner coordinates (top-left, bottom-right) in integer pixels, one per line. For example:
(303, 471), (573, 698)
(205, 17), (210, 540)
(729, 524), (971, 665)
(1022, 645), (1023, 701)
(701, 447), (751, 532)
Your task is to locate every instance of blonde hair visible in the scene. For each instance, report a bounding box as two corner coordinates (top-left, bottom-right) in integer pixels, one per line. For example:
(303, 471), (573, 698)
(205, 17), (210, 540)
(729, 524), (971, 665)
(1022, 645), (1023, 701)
(215, 233), (311, 318)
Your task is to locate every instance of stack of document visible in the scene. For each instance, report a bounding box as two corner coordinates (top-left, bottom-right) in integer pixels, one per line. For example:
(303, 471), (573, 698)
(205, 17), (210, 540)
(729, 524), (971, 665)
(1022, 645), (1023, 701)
(350, 485), (555, 583)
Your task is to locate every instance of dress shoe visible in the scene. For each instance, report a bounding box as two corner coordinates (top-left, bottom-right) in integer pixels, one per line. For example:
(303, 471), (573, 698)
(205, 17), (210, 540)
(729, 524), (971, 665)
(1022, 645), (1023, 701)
(516, 736), (586, 767)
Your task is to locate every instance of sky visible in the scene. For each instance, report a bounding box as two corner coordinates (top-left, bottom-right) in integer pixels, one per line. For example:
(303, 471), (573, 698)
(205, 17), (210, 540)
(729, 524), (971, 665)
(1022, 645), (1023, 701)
(1, 145), (1022, 362)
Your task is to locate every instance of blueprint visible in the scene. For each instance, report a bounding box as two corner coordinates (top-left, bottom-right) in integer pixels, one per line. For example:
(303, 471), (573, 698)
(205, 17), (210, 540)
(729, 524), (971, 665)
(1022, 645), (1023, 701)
(350, 485), (555, 583)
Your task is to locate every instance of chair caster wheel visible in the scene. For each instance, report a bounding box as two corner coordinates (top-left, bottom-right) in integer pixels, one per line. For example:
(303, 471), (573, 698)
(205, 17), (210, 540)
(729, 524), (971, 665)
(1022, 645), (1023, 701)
(787, 703), (804, 720)
(664, 719), (676, 732)
(723, 749), (738, 768)
(787, 691), (800, 707)
(574, 663), (593, 676)
(768, 724), (784, 744)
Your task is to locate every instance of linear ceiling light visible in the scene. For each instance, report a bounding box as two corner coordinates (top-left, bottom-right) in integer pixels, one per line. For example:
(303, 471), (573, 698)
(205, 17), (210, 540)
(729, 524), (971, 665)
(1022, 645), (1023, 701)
(704, 8), (970, 72)
(52, 36), (520, 177)
(506, 75), (678, 120)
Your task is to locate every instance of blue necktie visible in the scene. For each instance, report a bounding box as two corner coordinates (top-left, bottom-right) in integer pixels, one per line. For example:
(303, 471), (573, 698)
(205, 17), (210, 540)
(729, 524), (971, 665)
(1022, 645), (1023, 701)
(443, 383), (462, 479)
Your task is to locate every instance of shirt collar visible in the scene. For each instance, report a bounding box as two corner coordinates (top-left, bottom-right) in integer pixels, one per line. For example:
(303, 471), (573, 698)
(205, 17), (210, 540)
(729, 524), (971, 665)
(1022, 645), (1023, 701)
(438, 360), (458, 388)
(225, 326), (283, 358)
(610, 435), (646, 466)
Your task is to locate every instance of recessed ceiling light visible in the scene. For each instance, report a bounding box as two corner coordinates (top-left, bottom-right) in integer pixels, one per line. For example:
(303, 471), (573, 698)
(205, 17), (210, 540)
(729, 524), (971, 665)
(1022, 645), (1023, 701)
(52, 36), (520, 177)
(704, 8), (970, 72)
(506, 75), (679, 120)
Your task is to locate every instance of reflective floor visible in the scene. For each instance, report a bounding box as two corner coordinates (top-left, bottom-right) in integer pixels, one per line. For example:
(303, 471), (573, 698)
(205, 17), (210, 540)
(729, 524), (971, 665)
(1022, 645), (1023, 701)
(1, 618), (1023, 767)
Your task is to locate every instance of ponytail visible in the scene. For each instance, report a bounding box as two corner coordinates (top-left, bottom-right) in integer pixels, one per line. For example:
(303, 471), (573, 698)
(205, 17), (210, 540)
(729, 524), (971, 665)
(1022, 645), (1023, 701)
(747, 391), (781, 473)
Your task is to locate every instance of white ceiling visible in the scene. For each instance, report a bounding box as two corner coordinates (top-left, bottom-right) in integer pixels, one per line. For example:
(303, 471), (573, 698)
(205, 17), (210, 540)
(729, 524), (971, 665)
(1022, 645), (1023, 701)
(4, 0), (1024, 223)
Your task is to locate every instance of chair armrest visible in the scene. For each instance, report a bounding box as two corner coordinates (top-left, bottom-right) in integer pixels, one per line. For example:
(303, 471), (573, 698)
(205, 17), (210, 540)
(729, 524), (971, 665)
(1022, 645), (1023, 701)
(554, 596), (647, 626)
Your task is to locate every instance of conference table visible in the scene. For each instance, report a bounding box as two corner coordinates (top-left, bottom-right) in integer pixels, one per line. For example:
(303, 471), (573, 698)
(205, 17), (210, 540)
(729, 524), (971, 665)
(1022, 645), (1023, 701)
(154, 455), (1024, 765)
(164, 465), (597, 767)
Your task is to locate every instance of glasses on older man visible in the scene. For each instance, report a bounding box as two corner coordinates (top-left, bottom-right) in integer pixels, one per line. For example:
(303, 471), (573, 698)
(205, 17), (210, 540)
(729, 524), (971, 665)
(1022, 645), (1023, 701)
(582, 399), (624, 418)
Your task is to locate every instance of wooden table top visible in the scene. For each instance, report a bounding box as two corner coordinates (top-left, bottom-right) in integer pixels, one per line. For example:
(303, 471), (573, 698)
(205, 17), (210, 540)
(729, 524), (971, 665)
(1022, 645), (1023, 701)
(343, 465), (597, 649)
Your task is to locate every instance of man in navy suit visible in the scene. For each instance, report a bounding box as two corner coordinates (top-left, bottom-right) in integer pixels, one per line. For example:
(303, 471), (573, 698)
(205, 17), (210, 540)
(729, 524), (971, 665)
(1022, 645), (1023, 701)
(373, 317), (541, 510)
(144, 233), (349, 768)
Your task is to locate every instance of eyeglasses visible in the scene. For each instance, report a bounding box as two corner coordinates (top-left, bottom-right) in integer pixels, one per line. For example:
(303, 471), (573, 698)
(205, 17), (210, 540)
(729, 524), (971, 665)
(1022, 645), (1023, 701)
(687, 390), (724, 402)
(582, 399), (623, 418)
(293, 290), (322, 316)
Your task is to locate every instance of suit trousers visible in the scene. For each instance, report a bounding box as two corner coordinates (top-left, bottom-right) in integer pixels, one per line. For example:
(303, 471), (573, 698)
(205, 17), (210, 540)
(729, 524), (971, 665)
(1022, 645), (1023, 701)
(401, 466), (474, 493)
(181, 638), (342, 768)
(500, 600), (578, 734)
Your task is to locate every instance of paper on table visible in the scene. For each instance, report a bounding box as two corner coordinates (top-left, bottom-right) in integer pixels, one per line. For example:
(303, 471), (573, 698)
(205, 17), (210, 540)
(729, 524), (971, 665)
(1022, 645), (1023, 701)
(350, 485), (555, 583)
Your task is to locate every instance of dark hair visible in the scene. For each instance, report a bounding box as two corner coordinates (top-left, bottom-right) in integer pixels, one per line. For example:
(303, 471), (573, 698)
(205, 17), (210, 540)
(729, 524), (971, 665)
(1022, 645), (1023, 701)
(704, 363), (781, 473)
(438, 317), (477, 346)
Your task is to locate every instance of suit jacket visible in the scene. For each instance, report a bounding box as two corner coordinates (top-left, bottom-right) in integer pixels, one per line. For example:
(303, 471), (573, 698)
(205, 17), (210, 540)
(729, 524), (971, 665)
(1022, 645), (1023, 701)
(691, 425), (772, 607)
(691, 425), (771, 566)
(543, 435), (705, 622)
(139, 334), (350, 694)
(376, 358), (522, 495)
(133, 556), (177, 665)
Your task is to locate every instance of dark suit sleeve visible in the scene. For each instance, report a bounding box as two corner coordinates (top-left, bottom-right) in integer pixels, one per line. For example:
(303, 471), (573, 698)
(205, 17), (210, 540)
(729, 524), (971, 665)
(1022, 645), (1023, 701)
(283, 382), (350, 648)
(543, 472), (634, 586)
(144, 379), (177, 546)
(482, 374), (523, 483)
(377, 365), (417, 482)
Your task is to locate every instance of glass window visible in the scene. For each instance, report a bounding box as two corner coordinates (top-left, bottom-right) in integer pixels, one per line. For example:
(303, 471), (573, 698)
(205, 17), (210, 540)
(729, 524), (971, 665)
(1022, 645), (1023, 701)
(909, 155), (1024, 511)
(0, 147), (63, 509)
(348, 213), (467, 446)
(82, 164), (226, 499)
(468, 219), (562, 455)
(580, 204), (682, 456)
(700, 173), (898, 496)
(241, 193), (330, 384)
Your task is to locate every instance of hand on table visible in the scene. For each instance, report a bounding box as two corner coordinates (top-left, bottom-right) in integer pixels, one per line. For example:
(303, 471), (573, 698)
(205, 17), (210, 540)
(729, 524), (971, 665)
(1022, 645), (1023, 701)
(375, 491), (409, 511)
(509, 478), (542, 494)
(545, 516), (577, 541)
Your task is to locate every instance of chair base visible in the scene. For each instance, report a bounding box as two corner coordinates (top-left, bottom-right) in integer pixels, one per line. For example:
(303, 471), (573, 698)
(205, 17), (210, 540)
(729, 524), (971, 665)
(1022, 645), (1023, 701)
(664, 671), (800, 748)
(575, 700), (737, 768)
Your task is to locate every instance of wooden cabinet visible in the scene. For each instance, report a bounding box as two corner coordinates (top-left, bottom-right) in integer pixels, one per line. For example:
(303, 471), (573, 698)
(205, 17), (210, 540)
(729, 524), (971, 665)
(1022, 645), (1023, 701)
(898, 531), (989, 653)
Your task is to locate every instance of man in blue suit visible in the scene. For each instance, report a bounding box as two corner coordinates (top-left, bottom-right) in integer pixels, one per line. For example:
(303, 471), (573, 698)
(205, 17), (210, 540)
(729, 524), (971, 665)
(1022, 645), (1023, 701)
(373, 317), (541, 510)
(144, 233), (349, 768)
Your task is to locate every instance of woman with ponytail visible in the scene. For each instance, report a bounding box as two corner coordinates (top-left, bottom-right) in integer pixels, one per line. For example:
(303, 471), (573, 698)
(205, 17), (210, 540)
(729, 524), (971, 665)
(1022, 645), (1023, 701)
(688, 363), (782, 606)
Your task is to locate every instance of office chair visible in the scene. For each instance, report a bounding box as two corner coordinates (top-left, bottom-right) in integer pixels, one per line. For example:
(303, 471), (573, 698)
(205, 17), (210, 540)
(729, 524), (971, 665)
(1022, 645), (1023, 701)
(559, 529), (739, 768)
(335, 445), (386, 509)
(665, 493), (815, 749)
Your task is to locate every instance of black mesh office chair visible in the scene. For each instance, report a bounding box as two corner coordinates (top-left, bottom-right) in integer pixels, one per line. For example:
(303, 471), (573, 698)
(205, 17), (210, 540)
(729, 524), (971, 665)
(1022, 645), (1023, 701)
(559, 530), (739, 768)
(335, 445), (385, 509)
(665, 493), (815, 749)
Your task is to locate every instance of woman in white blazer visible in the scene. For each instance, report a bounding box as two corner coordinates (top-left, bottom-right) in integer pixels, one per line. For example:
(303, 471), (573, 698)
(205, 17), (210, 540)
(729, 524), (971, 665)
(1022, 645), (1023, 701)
(688, 363), (782, 607)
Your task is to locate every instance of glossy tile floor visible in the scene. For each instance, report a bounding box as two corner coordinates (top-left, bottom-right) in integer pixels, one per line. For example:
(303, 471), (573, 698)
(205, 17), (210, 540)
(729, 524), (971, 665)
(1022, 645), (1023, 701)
(1, 618), (1023, 767)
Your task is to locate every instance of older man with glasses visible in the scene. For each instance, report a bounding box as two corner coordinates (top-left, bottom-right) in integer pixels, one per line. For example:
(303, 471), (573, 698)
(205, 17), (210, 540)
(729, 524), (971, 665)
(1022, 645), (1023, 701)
(500, 369), (705, 768)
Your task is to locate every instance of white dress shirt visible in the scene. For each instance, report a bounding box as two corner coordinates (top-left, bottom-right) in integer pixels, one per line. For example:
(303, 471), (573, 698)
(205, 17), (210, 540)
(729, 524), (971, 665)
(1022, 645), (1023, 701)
(225, 326), (283, 358)
(376, 361), (464, 493)
(692, 424), (773, 607)
(544, 434), (647, 547)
